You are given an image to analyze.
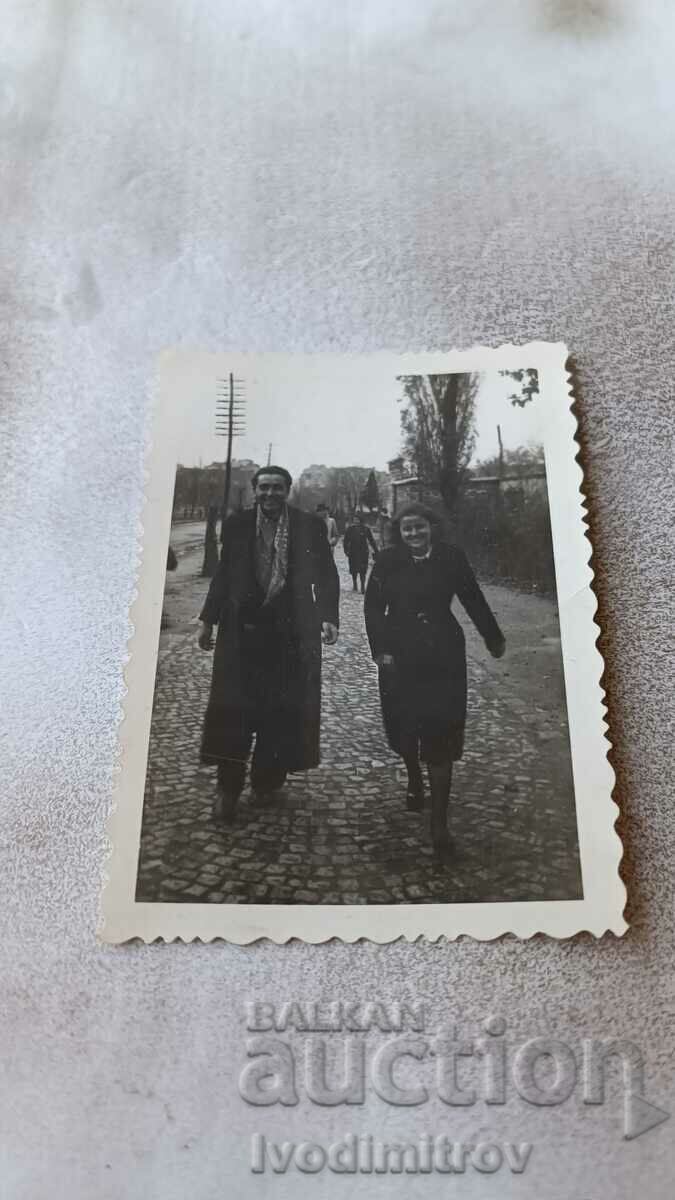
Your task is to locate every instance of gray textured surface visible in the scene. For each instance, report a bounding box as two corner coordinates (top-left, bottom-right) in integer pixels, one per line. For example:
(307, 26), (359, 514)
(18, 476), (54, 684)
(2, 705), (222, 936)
(1, 1), (673, 1196)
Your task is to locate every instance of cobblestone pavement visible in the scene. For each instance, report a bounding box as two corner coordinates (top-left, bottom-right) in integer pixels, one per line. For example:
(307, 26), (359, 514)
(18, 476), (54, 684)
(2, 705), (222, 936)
(137, 541), (582, 904)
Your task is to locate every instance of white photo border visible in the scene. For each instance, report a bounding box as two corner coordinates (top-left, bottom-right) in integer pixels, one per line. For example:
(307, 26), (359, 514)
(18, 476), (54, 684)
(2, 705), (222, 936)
(101, 344), (626, 942)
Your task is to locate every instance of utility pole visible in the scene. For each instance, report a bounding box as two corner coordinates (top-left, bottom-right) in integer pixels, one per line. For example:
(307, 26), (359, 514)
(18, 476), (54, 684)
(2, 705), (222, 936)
(216, 373), (246, 537)
(218, 373), (246, 517)
(266, 442), (273, 466)
(201, 374), (246, 576)
(495, 422), (505, 520)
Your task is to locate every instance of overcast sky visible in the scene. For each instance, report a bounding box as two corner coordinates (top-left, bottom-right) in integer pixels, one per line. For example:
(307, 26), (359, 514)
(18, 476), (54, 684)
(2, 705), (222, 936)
(176, 358), (544, 477)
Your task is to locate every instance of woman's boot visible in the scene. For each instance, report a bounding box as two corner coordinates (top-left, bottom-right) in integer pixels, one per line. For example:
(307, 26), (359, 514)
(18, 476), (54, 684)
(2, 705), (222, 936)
(428, 762), (454, 864)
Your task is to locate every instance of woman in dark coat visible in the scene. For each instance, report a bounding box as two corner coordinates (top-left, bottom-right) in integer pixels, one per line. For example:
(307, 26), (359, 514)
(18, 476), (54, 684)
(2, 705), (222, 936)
(343, 513), (378, 592)
(364, 502), (505, 864)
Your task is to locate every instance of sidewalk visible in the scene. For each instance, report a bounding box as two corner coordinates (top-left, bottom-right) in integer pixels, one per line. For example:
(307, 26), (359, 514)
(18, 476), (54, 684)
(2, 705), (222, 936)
(137, 541), (582, 904)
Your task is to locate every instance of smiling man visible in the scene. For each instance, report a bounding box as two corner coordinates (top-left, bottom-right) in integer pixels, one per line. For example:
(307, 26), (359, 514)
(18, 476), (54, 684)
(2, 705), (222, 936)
(198, 466), (339, 822)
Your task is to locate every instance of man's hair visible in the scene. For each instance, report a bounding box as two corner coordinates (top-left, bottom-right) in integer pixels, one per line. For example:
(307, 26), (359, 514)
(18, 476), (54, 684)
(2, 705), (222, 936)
(251, 465), (293, 491)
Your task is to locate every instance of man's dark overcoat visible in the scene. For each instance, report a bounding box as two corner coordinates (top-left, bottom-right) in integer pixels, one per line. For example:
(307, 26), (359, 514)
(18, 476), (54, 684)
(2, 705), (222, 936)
(199, 505), (339, 771)
(343, 522), (377, 575)
(364, 542), (503, 761)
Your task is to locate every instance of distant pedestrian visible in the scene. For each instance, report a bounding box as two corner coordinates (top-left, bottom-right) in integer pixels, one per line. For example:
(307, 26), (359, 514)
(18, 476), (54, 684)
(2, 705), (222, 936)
(377, 507), (394, 549)
(316, 503), (339, 552)
(364, 502), (505, 866)
(198, 466), (340, 823)
(343, 512), (377, 593)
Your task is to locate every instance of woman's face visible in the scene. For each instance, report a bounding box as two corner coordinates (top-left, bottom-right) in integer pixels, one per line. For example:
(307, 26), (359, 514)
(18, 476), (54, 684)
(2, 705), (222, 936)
(399, 514), (432, 554)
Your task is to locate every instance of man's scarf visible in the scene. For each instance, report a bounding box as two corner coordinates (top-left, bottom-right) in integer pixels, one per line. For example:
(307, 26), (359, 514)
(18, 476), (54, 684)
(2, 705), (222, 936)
(256, 502), (290, 604)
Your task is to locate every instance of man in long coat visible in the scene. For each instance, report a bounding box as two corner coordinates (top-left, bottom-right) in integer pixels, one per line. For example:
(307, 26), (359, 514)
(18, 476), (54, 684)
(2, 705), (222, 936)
(343, 511), (378, 592)
(198, 466), (339, 822)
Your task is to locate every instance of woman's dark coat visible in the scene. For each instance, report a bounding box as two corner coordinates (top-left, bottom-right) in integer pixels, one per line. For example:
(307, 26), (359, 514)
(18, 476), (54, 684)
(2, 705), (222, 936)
(364, 542), (503, 761)
(343, 522), (377, 574)
(199, 506), (339, 771)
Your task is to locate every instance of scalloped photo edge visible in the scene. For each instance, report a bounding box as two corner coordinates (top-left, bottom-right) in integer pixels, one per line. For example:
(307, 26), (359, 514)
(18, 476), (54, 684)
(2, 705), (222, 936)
(101, 344), (626, 943)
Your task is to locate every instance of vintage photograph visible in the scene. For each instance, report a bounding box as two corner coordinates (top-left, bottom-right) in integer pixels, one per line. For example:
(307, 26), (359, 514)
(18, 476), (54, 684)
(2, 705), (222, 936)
(104, 347), (624, 942)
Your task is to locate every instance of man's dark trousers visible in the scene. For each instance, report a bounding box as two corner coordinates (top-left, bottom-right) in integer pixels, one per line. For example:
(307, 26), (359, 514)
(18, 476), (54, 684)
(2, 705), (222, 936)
(216, 712), (288, 797)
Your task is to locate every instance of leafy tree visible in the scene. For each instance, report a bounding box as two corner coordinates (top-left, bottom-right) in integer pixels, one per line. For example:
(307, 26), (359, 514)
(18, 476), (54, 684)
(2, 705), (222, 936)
(397, 373), (480, 510)
(499, 368), (539, 407)
(473, 444), (545, 478)
(360, 469), (380, 512)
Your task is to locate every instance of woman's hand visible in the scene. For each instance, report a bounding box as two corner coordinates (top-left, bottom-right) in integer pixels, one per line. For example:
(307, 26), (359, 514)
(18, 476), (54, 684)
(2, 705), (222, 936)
(198, 622), (214, 650)
(487, 635), (506, 659)
(375, 652), (395, 669)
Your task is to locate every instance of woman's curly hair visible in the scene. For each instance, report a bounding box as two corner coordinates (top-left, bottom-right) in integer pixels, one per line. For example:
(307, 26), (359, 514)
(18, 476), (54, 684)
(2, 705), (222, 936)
(390, 501), (446, 545)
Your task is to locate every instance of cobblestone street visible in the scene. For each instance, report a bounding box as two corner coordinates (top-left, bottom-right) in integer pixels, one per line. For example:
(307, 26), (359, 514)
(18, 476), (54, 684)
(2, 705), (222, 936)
(136, 530), (582, 905)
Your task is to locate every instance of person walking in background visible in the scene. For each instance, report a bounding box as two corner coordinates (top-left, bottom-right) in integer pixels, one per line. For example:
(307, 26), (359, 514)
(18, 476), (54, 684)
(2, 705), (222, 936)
(343, 511), (377, 593)
(198, 466), (339, 823)
(316, 503), (339, 552)
(364, 502), (505, 866)
(377, 507), (394, 550)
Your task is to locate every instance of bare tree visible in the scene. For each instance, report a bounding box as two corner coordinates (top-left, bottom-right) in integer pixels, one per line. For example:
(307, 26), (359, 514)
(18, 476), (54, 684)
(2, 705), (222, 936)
(326, 467), (371, 516)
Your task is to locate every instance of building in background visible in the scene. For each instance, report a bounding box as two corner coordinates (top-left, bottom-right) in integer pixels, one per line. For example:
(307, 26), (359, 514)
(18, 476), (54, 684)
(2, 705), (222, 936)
(293, 464), (391, 530)
(387, 455), (430, 513)
(173, 459), (261, 518)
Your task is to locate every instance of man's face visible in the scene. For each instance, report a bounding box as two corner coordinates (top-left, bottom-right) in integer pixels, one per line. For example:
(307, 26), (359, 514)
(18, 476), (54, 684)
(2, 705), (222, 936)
(254, 473), (289, 517)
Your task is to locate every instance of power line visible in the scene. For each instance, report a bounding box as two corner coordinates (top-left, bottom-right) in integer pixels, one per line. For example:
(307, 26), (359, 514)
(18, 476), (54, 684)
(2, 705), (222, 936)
(215, 373), (246, 517)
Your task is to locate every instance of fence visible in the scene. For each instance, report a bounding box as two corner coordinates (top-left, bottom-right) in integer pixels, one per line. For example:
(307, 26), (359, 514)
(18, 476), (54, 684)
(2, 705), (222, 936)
(454, 476), (556, 593)
(391, 472), (557, 593)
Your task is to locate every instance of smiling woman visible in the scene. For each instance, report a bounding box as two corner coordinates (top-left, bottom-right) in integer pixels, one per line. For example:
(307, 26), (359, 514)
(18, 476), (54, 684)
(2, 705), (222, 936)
(365, 501), (506, 865)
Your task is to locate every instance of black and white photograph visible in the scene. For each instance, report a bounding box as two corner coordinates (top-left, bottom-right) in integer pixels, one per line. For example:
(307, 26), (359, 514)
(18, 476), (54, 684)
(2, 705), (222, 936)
(104, 346), (623, 942)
